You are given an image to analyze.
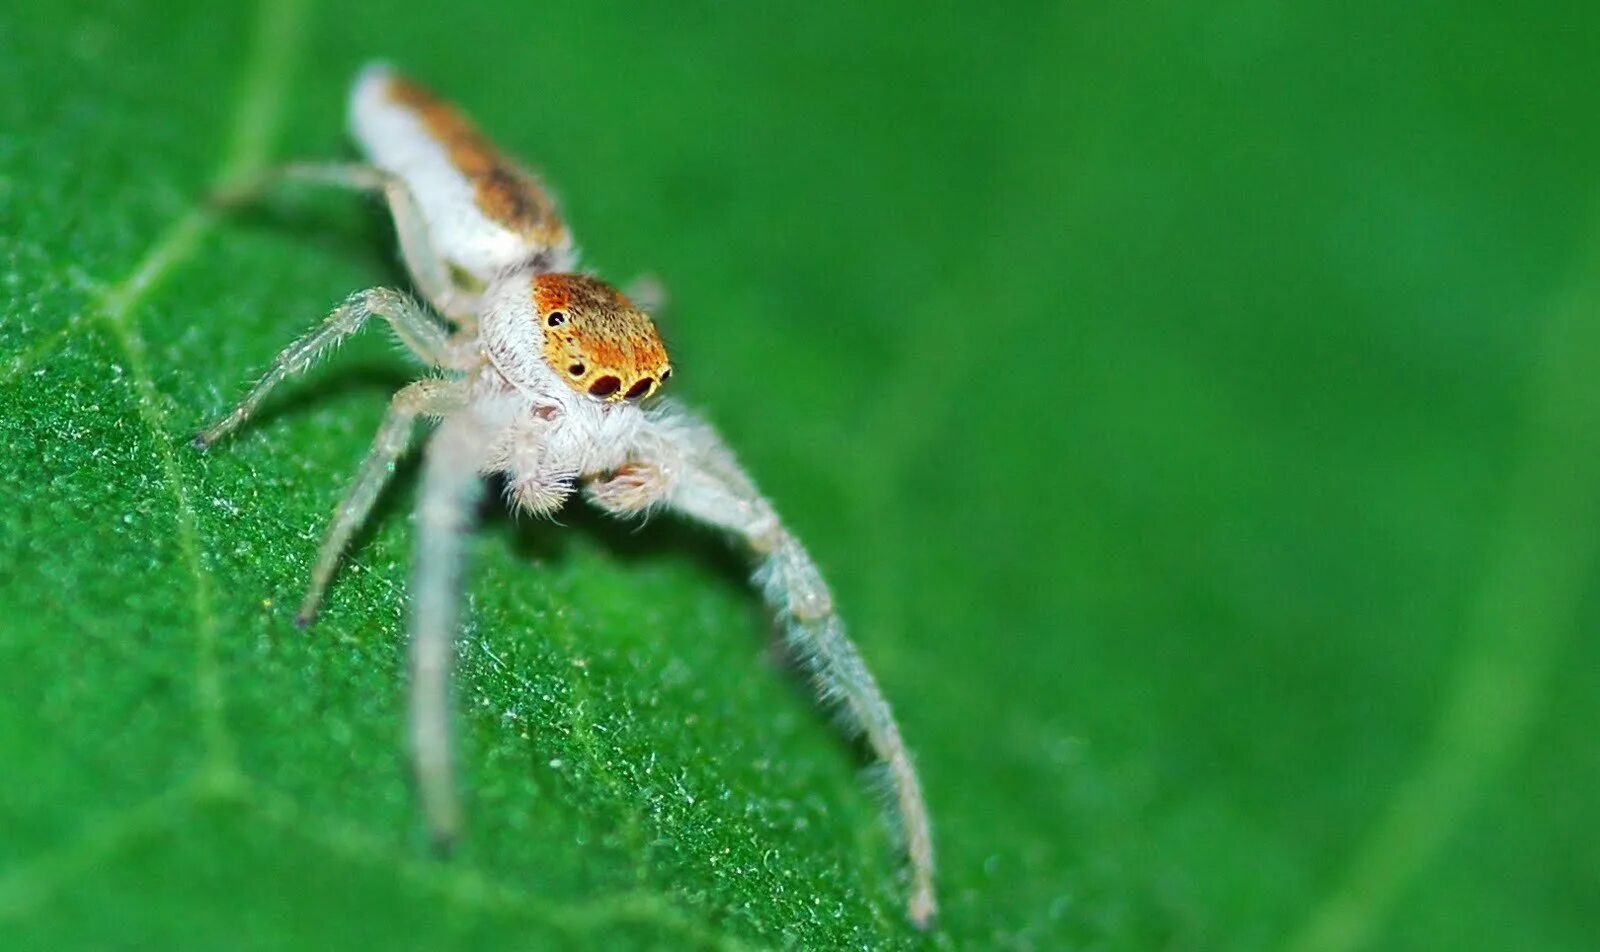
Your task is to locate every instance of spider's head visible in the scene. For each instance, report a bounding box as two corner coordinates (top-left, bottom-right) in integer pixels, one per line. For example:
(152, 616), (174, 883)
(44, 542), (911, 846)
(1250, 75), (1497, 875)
(531, 274), (671, 403)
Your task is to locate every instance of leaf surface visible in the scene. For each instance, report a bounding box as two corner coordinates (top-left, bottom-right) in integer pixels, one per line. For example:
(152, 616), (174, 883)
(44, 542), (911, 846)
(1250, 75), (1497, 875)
(2, 1), (1598, 949)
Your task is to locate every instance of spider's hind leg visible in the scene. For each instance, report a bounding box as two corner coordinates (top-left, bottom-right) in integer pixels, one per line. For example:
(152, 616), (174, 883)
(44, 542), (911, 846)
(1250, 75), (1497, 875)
(214, 161), (476, 323)
(212, 161), (389, 205)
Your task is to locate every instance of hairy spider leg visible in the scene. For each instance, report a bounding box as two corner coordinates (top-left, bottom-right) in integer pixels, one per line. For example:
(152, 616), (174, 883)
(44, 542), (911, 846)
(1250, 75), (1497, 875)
(586, 407), (938, 928)
(215, 162), (480, 324)
(198, 61), (939, 930)
(410, 407), (495, 850)
(192, 287), (450, 450)
(296, 377), (467, 626)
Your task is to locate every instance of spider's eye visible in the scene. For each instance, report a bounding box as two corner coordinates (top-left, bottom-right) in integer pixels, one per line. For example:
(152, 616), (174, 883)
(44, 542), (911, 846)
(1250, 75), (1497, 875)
(546, 311), (567, 327)
(660, 367), (672, 382)
(567, 362), (586, 377)
(588, 375), (622, 397)
(624, 378), (654, 400)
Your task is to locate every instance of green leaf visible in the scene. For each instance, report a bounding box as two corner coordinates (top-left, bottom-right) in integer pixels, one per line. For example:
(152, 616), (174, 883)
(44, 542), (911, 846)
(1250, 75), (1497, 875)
(4, 1), (1599, 949)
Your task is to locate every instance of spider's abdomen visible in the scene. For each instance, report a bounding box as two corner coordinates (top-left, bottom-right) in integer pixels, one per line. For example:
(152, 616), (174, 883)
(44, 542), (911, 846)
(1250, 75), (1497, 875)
(349, 63), (573, 281)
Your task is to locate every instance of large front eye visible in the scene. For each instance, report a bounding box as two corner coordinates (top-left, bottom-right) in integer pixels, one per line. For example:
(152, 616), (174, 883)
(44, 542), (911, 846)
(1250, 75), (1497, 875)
(624, 378), (654, 399)
(588, 376), (622, 397)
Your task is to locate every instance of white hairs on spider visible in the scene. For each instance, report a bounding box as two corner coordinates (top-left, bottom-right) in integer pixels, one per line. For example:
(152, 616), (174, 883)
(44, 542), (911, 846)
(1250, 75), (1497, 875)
(195, 62), (937, 929)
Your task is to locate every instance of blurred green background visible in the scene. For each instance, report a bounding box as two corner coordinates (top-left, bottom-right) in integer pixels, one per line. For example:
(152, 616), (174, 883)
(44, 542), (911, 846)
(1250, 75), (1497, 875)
(2, 1), (1598, 948)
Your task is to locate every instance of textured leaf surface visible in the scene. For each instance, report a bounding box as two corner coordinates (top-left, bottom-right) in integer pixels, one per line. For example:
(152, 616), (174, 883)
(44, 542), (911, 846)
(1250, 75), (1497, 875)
(2, 1), (1598, 949)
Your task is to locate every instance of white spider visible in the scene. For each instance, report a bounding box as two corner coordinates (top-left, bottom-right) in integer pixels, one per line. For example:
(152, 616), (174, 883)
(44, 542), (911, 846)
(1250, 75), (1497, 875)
(194, 63), (936, 927)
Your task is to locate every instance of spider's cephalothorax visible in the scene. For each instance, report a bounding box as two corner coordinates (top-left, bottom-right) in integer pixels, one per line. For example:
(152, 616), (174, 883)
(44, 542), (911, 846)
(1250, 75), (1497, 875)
(194, 62), (937, 929)
(532, 273), (671, 402)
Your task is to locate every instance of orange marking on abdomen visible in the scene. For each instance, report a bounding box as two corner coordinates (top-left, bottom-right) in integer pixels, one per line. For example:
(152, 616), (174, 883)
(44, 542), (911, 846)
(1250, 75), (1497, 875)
(387, 76), (569, 246)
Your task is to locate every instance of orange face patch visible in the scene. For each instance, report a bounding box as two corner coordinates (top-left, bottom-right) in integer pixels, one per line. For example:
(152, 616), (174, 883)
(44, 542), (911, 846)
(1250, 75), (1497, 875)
(532, 274), (671, 402)
(387, 76), (570, 247)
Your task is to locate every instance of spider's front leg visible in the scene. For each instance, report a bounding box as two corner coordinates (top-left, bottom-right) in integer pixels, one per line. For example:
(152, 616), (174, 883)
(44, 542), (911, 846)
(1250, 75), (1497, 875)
(585, 407), (938, 929)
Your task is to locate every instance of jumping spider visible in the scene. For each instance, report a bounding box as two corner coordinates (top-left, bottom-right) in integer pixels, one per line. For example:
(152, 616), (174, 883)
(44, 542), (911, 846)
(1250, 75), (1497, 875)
(193, 64), (936, 927)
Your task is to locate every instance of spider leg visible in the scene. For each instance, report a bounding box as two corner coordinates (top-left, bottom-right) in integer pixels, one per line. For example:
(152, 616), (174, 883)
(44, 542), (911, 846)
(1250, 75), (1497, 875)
(214, 161), (478, 323)
(410, 408), (493, 850)
(585, 407), (938, 929)
(212, 160), (389, 204)
(192, 287), (449, 450)
(295, 377), (467, 627)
